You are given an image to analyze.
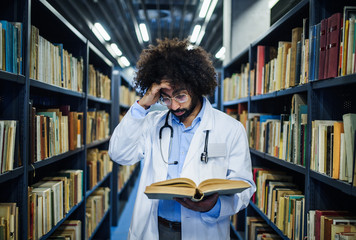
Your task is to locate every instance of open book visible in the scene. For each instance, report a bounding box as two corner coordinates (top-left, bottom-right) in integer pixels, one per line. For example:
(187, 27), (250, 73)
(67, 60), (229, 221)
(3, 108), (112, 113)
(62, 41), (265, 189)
(144, 178), (251, 202)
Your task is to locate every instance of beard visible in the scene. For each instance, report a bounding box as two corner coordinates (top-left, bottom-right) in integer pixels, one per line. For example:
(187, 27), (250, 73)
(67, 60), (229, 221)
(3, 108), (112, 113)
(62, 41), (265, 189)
(171, 95), (200, 123)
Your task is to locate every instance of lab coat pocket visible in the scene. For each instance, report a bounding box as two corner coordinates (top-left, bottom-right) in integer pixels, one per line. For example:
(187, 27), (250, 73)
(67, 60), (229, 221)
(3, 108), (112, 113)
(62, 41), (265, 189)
(203, 143), (227, 178)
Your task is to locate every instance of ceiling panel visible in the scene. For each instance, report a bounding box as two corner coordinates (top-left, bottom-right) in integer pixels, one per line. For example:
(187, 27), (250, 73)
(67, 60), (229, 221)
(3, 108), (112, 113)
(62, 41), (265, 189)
(46, 0), (223, 69)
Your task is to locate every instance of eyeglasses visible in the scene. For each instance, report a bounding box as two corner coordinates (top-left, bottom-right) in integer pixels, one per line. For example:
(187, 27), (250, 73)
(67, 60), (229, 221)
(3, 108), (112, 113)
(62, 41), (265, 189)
(159, 93), (188, 106)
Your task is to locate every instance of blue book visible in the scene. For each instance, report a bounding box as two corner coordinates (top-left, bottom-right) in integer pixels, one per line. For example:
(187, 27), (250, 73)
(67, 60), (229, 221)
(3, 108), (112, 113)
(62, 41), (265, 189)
(0, 20), (11, 72)
(11, 22), (23, 75)
(259, 115), (280, 123)
(315, 23), (321, 80)
(11, 23), (17, 74)
(309, 25), (317, 81)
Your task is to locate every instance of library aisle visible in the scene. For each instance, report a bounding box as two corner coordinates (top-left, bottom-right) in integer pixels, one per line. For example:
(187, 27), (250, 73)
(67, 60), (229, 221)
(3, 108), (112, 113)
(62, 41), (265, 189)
(111, 170), (140, 240)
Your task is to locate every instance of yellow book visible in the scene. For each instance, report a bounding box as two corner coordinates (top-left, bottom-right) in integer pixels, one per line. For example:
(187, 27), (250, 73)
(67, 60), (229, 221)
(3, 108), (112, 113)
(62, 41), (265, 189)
(144, 178), (250, 202)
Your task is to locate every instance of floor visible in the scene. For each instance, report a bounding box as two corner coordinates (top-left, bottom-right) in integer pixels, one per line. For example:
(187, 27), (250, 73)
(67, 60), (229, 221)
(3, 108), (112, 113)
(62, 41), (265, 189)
(110, 171), (140, 240)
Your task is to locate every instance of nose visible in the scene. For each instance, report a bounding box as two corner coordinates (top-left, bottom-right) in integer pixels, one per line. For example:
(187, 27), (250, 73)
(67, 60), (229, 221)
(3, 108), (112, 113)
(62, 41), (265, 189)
(169, 99), (180, 111)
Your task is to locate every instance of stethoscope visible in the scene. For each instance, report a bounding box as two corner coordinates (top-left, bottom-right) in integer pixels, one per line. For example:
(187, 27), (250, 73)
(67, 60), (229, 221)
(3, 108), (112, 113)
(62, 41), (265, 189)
(159, 111), (210, 165)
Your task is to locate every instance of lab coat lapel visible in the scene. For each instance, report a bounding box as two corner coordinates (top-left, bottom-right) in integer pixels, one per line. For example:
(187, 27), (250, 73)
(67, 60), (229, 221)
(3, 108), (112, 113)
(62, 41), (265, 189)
(181, 99), (214, 177)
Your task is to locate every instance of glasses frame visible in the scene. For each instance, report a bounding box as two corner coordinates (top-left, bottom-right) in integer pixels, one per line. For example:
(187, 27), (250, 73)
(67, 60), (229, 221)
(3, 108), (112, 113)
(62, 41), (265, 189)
(159, 93), (189, 106)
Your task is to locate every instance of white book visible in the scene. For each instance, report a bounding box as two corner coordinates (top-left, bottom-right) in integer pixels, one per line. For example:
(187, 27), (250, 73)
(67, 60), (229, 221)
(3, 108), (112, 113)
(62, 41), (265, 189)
(339, 133), (347, 181)
(308, 210), (316, 240)
(342, 113), (356, 183)
(6, 121), (16, 171)
(37, 195), (43, 238)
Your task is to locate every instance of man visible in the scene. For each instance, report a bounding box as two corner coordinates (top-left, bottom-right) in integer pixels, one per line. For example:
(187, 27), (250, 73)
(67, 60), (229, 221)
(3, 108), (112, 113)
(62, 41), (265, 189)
(109, 38), (255, 240)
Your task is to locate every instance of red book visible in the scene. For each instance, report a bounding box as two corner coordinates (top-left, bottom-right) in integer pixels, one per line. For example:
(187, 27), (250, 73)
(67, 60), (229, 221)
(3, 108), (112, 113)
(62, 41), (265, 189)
(326, 13), (342, 78)
(315, 210), (348, 240)
(256, 45), (265, 95)
(319, 18), (328, 80)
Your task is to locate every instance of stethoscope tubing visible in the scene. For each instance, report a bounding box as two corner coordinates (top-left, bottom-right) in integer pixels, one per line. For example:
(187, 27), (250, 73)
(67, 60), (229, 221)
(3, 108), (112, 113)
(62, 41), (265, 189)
(159, 111), (209, 165)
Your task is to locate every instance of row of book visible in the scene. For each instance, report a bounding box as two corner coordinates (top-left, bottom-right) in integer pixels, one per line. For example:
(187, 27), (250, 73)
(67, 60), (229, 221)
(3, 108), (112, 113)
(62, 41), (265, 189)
(0, 20), (22, 75)
(247, 94), (307, 166)
(0, 120), (20, 174)
(48, 220), (81, 240)
(88, 64), (111, 100)
(0, 202), (18, 240)
(86, 148), (113, 190)
(253, 167), (305, 240)
(309, 7), (356, 81)
(28, 169), (83, 240)
(308, 210), (356, 240)
(30, 104), (84, 163)
(118, 164), (137, 192)
(120, 85), (138, 106)
(246, 216), (282, 240)
(223, 63), (249, 102)
(310, 114), (356, 184)
(85, 187), (110, 239)
(30, 25), (84, 92)
(86, 110), (110, 144)
(255, 19), (309, 96)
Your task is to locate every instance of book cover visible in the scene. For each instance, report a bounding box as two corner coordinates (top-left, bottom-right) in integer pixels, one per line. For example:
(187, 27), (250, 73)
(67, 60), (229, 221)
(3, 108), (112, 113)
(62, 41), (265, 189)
(319, 18), (328, 79)
(327, 13), (342, 78)
(342, 113), (356, 183)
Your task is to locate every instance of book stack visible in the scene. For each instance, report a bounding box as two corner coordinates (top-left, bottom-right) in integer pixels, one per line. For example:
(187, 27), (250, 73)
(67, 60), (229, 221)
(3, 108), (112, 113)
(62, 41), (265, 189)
(310, 113), (356, 184)
(85, 187), (110, 239)
(86, 148), (113, 190)
(48, 220), (81, 240)
(30, 105), (84, 162)
(0, 202), (18, 240)
(86, 110), (110, 144)
(118, 164), (138, 191)
(223, 63), (249, 101)
(254, 20), (309, 96)
(307, 210), (356, 240)
(253, 168), (305, 239)
(0, 120), (20, 174)
(245, 216), (280, 240)
(28, 169), (83, 239)
(0, 20), (23, 75)
(30, 26), (84, 92)
(308, 7), (356, 81)
(247, 94), (307, 166)
(88, 64), (111, 100)
(119, 85), (139, 106)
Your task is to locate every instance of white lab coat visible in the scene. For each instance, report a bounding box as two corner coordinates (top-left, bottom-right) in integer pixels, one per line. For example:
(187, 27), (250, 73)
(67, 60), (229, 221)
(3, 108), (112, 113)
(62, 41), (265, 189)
(109, 99), (256, 240)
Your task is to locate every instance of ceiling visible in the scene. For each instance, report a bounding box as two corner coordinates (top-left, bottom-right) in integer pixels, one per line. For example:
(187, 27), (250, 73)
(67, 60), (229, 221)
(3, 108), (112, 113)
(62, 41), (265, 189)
(46, 0), (224, 70)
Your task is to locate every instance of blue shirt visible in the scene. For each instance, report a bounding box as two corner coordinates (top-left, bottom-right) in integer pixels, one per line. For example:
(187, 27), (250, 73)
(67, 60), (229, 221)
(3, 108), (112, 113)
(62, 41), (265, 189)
(131, 99), (221, 222)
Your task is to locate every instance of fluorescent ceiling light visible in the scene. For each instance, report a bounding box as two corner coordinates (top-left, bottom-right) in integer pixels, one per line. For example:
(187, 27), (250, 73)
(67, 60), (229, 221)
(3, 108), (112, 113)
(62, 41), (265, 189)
(205, 0), (218, 21)
(190, 25), (201, 43)
(196, 30), (205, 46)
(110, 43), (122, 56)
(120, 56), (130, 67)
(139, 23), (149, 42)
(199, 0), (211, 18)
(215, 46), (225, 59)
(94, 22), (111, 41)
(92, 26), (105, 43)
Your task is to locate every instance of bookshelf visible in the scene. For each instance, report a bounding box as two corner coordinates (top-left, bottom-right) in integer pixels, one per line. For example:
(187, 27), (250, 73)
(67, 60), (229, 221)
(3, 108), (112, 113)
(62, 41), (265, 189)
(223, 0), (356, 239)
(0, 0), (142, 239)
